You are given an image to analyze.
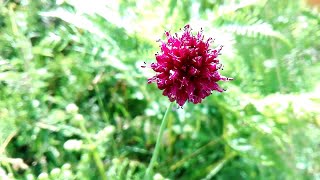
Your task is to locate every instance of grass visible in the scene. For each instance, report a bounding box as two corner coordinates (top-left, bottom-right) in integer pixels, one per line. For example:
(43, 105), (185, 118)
(1, 0), (320, 179)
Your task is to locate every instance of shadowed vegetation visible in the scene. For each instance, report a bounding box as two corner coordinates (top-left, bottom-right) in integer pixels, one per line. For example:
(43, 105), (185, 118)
(1, 0), (320, 179)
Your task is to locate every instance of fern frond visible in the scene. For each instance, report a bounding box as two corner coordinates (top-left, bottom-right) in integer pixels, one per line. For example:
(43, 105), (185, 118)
(221, 23), (291, 47)
(210, 0), (266, 21)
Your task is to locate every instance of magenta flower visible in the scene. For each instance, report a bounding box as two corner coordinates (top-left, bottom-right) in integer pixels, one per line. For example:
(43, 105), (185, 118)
(147, 25), (233, 106)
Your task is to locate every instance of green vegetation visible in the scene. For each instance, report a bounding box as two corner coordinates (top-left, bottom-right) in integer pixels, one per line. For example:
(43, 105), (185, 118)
(1, 0), (320, 179)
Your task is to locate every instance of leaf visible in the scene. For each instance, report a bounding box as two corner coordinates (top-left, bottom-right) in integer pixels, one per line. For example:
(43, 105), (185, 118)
(40, 9), (105, 38)
(211, 0), (265, 21)
(201, 152), (237, 180)
(221, 23), (291, 47)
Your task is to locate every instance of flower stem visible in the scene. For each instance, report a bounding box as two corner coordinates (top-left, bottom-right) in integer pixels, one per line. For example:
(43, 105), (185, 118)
(145, 102), (173, 180)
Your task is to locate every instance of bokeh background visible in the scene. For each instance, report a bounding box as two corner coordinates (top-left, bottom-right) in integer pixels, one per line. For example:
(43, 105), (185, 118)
(1, 0), (320, 179)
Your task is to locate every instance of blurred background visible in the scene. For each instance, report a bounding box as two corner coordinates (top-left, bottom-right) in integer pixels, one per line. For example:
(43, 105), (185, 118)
(1, 0), (320, 179)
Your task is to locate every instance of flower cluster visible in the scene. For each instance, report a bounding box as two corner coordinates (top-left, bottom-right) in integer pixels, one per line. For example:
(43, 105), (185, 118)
(147, 25), (232, 106)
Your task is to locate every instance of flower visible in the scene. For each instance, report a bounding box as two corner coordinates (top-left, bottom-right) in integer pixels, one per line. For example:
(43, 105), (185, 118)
(65, 103), (79, 114)
(147, 25), (233, 106)
(63, 139), (83, 151)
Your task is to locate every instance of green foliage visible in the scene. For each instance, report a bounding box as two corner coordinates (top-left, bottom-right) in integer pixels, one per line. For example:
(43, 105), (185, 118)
(1, 0), (320, 179)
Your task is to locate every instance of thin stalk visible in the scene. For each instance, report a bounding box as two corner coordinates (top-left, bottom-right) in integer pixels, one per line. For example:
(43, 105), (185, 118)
(92, 72), (118, 156)
(271, 34), (284, 93)
(94, 85), (110, 124)
(2, 160), (14, 178)
(79, 121), (107, 180)
(145, 102), (173, 180)
(202, 152), (236, 180)
(170, 136), (224, 171)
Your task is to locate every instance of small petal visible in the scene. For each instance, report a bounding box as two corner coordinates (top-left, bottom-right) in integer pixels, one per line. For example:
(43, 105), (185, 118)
(169, 70), (179, 81)
(176, 90), (188, 106)
(188, 66), (199, 76)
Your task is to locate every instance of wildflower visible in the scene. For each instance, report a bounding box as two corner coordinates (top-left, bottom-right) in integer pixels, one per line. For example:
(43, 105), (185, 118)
(38, 172), (49, 180)
(147, 25), (233, 106)
(63, 139), (83, 151)
(50, 168), (61, 178)
(66, 103), (79, 114)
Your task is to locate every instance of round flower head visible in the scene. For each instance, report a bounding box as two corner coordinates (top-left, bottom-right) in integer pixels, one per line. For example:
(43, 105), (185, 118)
(147, 25), (233, 106)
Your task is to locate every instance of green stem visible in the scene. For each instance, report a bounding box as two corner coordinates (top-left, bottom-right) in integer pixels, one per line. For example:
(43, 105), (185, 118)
(94, 83), (111, 124)
(79, 122), (107, 180)
(145, 102), (173, 180)
(271, 39), (284, 93)
(170, 136), (224, 171)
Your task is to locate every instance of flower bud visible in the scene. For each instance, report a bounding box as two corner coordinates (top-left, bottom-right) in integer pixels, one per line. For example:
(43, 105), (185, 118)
(37, 172), (49, 180)
(63, 139), (83, 151)
(65, 103), (79, 114)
